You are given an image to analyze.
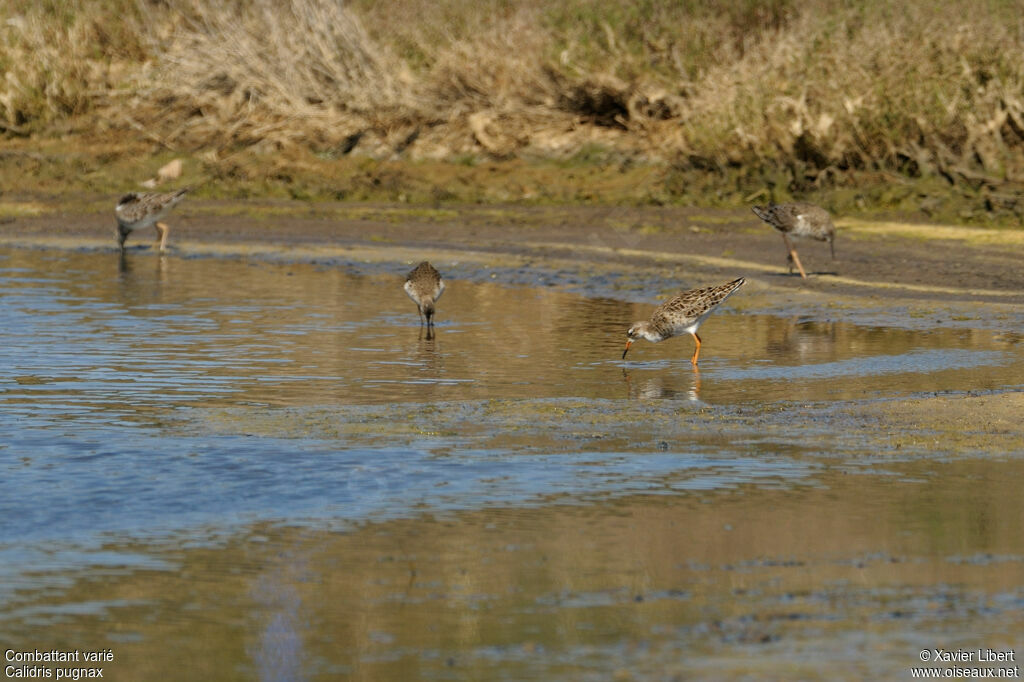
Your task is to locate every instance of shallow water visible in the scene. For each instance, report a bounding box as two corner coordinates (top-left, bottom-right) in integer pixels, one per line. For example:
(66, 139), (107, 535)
(1, 246), (1022, 680)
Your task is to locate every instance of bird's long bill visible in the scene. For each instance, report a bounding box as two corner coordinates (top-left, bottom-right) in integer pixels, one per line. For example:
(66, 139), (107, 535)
(830, 238), (835, 260)
(622, 340), (633, 360)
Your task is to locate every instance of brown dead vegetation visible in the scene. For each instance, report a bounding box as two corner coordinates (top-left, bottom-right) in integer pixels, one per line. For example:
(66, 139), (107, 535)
(2, 0), (1024, 216)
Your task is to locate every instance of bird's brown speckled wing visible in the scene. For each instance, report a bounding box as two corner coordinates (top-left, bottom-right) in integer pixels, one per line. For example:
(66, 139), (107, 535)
(116, 189), (188, 224)
(405, 261), (445, 300)
(652, 278), (746, 327)
(752, 202), (832, 239)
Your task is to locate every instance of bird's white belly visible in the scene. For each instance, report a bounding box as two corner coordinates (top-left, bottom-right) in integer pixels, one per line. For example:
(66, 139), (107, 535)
(682, 310), (715, 335)
(116, 209), (164, 232)
(125, 217), (156, 232)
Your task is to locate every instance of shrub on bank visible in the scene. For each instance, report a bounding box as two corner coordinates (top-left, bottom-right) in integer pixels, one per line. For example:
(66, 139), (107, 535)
(2, 0), (1023, 207)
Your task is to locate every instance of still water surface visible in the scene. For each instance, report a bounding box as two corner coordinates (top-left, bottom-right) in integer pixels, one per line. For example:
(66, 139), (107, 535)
(1, 246), (1022, 680)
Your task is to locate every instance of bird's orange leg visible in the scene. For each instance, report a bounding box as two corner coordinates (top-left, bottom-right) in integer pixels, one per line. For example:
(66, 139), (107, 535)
(155, 221), (170, 253)
(782, 234), (807, 278)
(690, 332), (702, 366)
(790, 249), (807, 278)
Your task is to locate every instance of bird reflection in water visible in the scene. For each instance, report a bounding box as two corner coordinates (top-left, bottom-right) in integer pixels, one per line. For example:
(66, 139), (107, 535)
(118, 250), (169, 285)
(622, 367), (702, 403)
(414, 326), (442, 375)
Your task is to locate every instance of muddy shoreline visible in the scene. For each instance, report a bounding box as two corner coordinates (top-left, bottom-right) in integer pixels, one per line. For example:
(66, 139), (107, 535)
(4, 201), (1023, 302)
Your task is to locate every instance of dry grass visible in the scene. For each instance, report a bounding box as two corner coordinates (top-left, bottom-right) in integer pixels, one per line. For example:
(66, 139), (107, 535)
(128, 0), (417, 152)
(3, 0), (1024, 213)
(0, 0), (144, 133)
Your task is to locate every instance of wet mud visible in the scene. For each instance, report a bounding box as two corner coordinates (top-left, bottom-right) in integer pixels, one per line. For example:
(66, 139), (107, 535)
(0, 206), (1022, 680)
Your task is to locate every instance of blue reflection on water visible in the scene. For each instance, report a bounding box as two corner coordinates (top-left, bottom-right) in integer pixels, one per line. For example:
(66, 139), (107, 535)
(0, 418), (809, 545)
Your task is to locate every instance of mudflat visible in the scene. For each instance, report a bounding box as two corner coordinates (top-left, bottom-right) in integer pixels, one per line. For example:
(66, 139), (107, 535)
(3, 201), (1023, 305)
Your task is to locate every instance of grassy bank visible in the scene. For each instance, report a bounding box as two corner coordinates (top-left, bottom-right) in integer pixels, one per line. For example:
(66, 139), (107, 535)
(2, 0), (1023, 224)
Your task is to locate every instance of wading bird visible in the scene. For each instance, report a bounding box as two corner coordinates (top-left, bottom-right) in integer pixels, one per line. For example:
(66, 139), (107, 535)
(404, 261), (445, 327)
(751, 202), (835, 279)
(115, 189), (189, 253)
(623, 277), (746, 366)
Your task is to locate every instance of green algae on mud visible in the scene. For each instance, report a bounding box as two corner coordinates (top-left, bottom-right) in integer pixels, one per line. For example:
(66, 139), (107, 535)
(3, 137), (1024, 228)
(189, 390), (1024, 462)
(855, 391), (1024, 454)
